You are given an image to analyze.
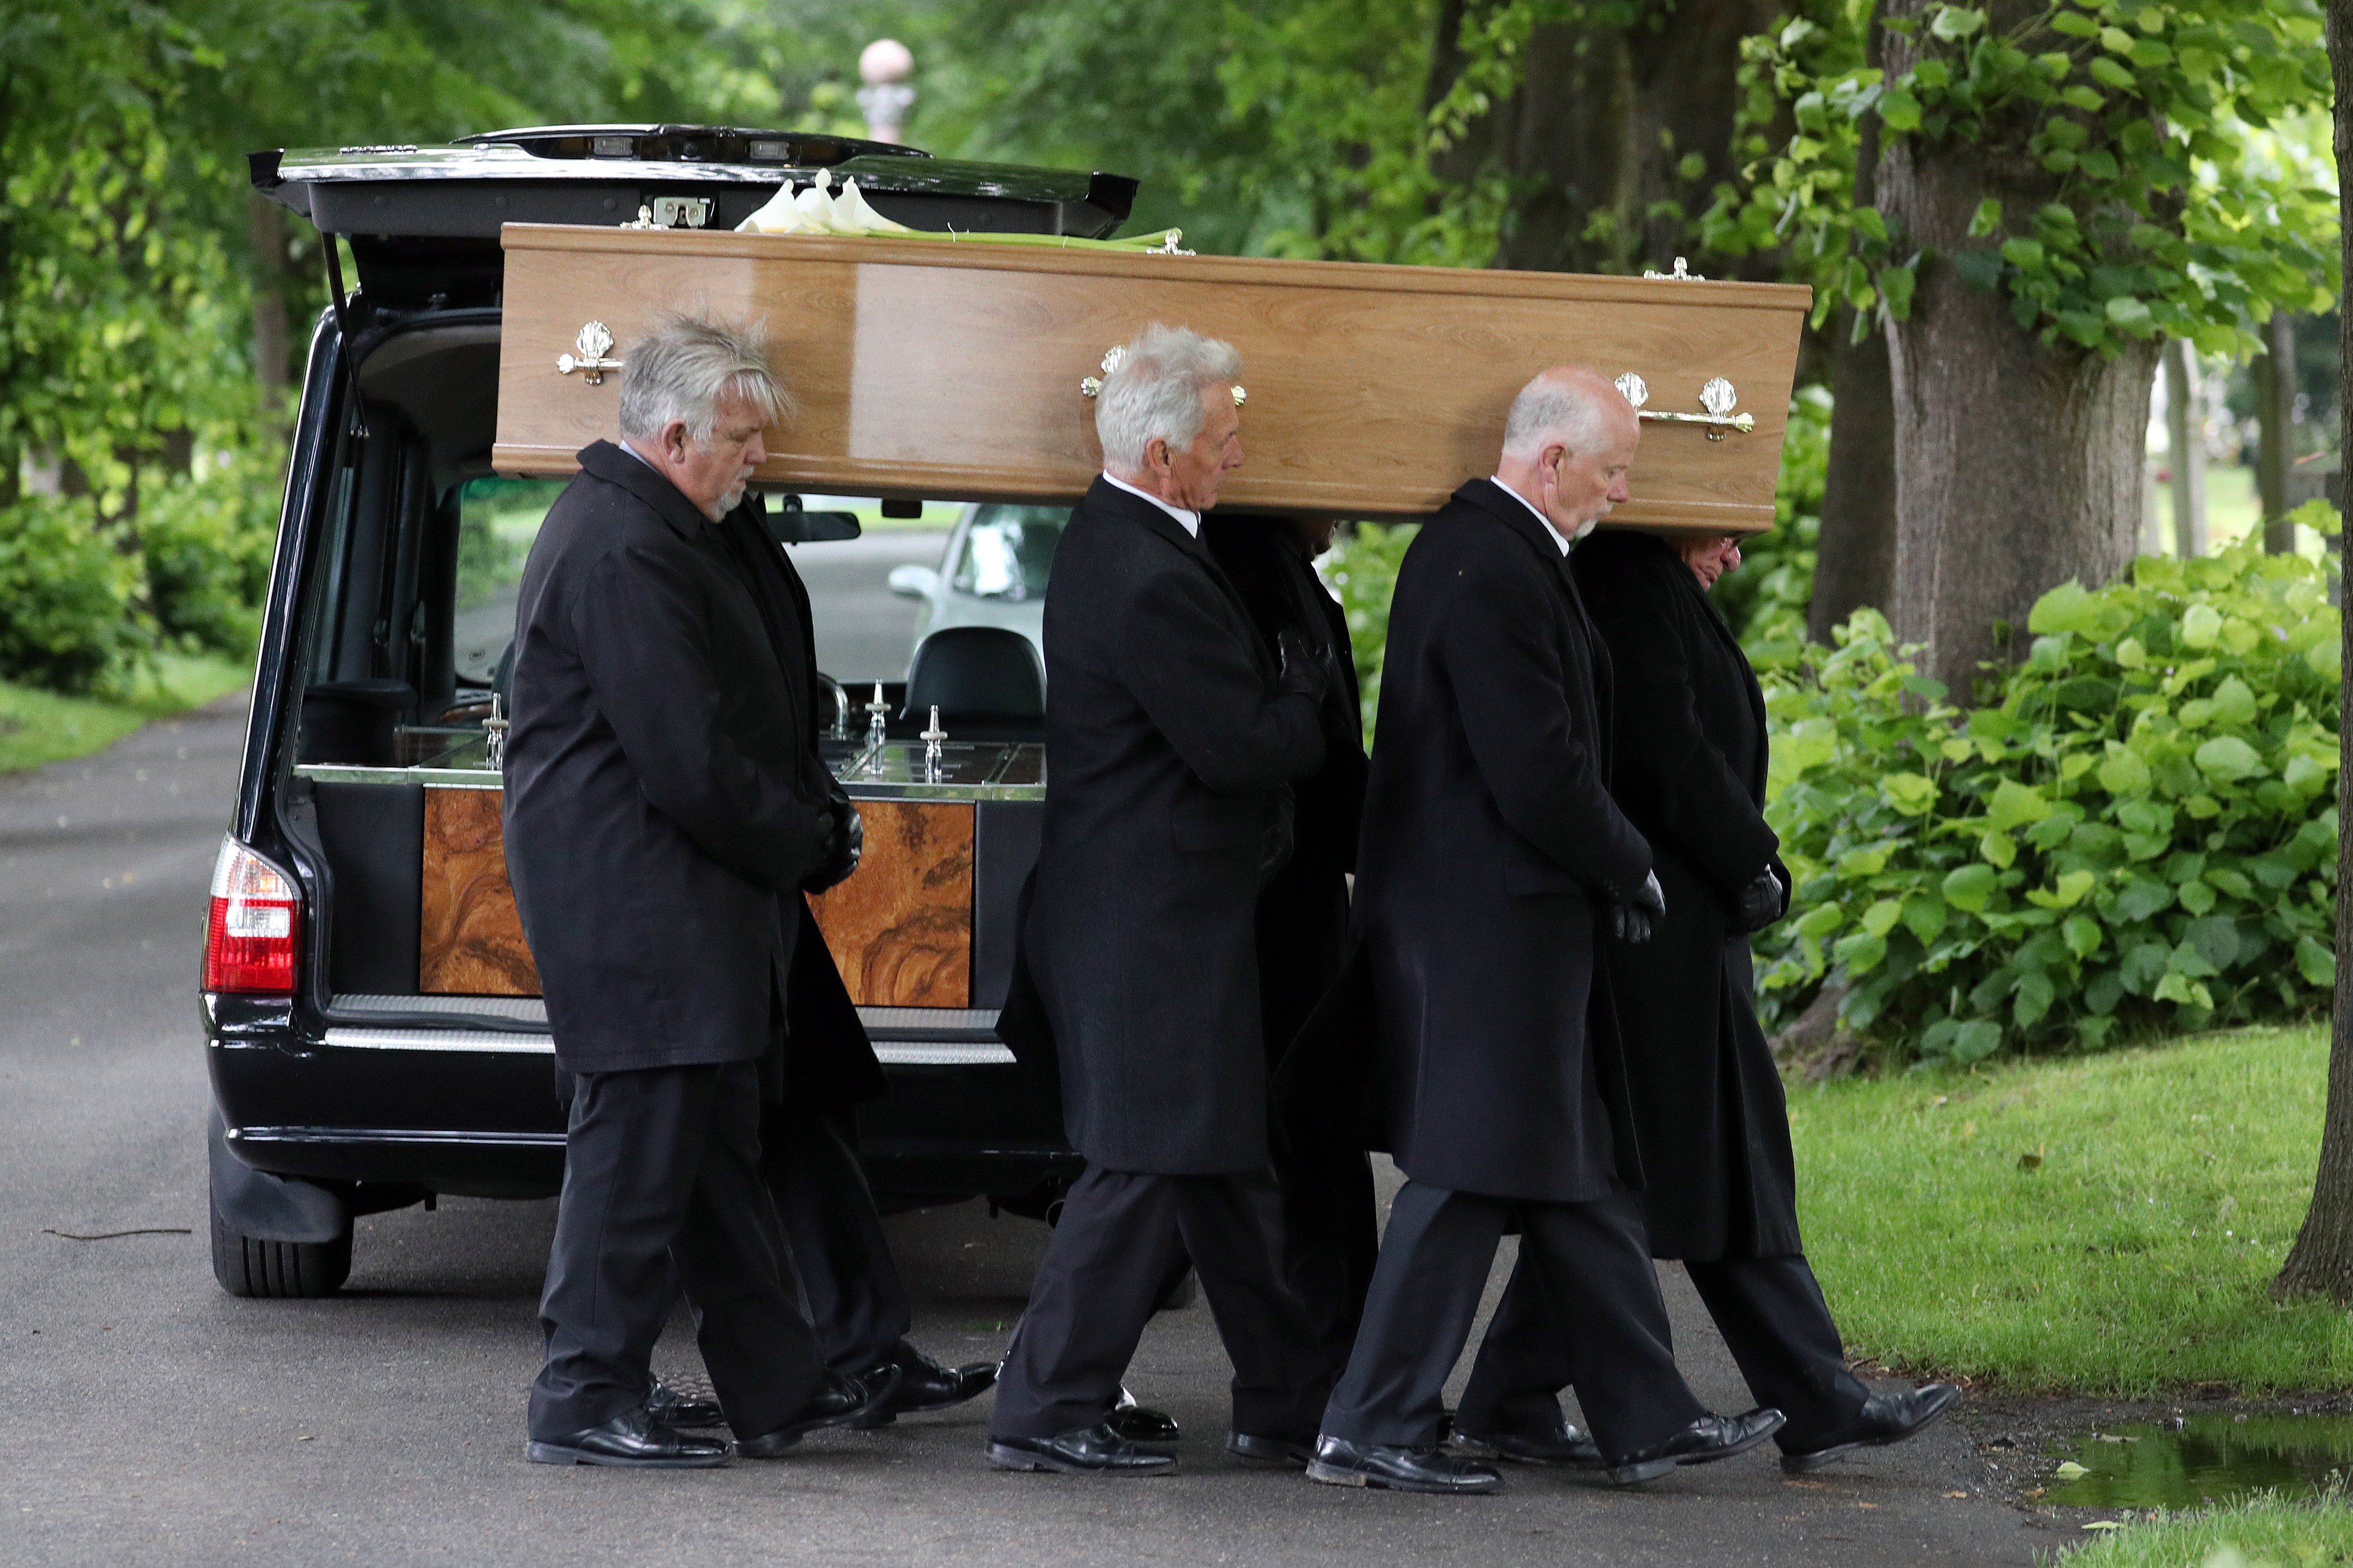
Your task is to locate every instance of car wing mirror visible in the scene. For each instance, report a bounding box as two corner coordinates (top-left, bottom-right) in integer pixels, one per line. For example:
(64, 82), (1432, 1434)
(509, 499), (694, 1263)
(887, 564), (940, 598)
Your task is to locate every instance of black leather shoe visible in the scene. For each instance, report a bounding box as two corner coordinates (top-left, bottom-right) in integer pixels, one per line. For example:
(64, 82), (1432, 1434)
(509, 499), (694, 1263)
(1306, 1435), (1500, 1494)
(1225, 1430), (1317, 1468)
(525, 1407), (731, 1468)
(648, 1378), (724, 1429)
(736, 1366), (903, 1458)
(1106, 1386), (1180, 1442)
(988, 1421), (1175, 1475)
(1607, 1408), (1786, 1486)
(849, 1342), (1001, 1428)
(1781, 1383), (1960, 1473)
(1451, 1420), (1604, 1468)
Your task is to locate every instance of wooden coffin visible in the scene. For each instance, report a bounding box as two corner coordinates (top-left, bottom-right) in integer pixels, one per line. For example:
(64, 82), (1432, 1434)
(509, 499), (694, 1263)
(494, 226), (1811, 532)
(418, 787), (974, 1007)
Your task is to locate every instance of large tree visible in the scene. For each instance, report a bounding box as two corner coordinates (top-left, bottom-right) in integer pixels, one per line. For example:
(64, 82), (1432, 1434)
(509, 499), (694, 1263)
(1711, 0), (2336, 695)
(2271, 0), (2353, 1306)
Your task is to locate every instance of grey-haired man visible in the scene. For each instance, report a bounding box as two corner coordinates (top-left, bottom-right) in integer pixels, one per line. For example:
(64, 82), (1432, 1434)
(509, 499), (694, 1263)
(507, 316), (891, 1466)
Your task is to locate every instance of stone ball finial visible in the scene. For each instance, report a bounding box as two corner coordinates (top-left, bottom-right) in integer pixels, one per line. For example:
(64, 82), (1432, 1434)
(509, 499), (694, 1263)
(859, 38), (913, 85)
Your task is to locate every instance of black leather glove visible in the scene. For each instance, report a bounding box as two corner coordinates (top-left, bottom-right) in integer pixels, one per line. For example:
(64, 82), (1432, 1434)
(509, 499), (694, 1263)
(1731, 866), (1783, 933)
(1277, 626), (1332, 707)
(1612, 870), (1667, 944)
(801, 787), (862, 894)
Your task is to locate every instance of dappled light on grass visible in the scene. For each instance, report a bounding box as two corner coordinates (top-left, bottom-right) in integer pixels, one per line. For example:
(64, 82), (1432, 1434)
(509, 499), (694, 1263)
(1794, 1026), (2353, 1396)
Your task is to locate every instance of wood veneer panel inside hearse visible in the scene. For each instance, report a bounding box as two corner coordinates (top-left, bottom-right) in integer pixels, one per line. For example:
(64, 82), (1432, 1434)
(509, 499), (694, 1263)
(492, 226), (1810, 534)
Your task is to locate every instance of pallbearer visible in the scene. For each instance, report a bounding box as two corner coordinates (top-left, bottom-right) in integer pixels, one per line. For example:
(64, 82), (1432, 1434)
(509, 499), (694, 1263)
(1458, 526), (1958, 1472)
(987, 325), (1336, 1477)
(1308, 368), (1783, 1494)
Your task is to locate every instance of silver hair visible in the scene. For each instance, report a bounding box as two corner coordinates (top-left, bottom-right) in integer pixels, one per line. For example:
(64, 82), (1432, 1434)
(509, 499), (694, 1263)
(1501, 371), (1621, 461)
(616, 313), (793, 445)
(1094, 322), (1242, 474)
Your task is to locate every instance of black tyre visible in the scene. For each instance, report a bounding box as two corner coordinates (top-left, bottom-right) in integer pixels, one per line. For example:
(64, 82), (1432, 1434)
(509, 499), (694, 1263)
(210, 1208), (353, 1298)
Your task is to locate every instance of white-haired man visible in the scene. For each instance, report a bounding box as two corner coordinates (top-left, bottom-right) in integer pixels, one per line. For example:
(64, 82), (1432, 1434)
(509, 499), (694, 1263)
(1305, 367), (1784, 1494)
(507, 315), (892, 1466)
(987, 323), (1337, 1476)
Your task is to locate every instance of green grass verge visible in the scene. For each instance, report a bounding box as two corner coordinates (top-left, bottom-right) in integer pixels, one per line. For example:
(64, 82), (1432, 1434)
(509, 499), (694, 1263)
(0, 652), (252, 775)
(2049, 1491), (2353, 1565)
(1793, 1024), (2353, 1395)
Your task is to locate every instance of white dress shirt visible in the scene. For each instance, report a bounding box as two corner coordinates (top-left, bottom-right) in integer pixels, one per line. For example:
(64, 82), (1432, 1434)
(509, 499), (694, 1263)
(1101, 471), (1201, 538)
(1490, 475), (1574, 553)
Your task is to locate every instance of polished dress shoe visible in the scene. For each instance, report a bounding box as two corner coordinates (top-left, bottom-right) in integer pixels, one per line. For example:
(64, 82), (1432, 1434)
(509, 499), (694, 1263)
(988, 1421), (1175, 1475)
(1781, 1383), (1961, 1473)
(648, 1378), (724, 1429)
(849, 1342), (1001, 1428)
(1106, 1385), (1180, 1442)
(736, 1366), (903, 1458)
(526, 1406), (731, 1468)
(1306, 1435), (1500, 1494)
(1225, 1430), (1317, 1468)
(1451, 1419), (1604, 1468)
(1607, 1408), (1786, 1487)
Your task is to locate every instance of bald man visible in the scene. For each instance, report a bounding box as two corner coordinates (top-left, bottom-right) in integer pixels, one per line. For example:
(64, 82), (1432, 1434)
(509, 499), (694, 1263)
(1306, 368), (1783, 1494)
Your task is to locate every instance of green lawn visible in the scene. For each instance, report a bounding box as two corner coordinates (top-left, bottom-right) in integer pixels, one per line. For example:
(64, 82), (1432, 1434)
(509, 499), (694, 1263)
(0, 652), (252, 775)
(1794, 1024), (2353, 1395)
(2052, 1491), (2353, 1566)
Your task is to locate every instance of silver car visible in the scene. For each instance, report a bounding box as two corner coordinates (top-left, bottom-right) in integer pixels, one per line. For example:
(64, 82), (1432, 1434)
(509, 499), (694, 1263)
(887, 501), (1070, 673)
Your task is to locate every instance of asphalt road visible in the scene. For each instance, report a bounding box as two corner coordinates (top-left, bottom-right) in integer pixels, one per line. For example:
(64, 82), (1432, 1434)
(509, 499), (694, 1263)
(2, 663), (2067, 1564)
(791, 528), (953, 684)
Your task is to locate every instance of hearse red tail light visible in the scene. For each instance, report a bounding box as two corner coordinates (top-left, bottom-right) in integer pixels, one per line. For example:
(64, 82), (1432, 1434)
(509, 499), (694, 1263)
(203, 837), (301, 994)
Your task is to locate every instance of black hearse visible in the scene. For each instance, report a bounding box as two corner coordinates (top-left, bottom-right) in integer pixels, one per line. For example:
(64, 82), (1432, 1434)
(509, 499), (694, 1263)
(205, 127), (1131, 1297)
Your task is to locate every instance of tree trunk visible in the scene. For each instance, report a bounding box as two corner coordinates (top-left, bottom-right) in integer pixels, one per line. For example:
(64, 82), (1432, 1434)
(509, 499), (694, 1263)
(2256, 310), (2299, 554)
(2164, 339), (2208, 557)
(249, 190), (291, 425)
(1446, 1), (1781, 277)
(1808, 14), (1898, 645)
(1875, 0), (2161, 697)
(2271, 0), (2353, 1306)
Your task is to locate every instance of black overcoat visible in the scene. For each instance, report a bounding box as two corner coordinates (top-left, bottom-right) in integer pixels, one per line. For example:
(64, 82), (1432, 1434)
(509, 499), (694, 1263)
(1354, 479), (1654, 1204)
(1570, 529), (1798, 1258)
(505, 442), (852, 1081)
(1023, 478), (1325, 1174)
(1200, 516), (1367, 1065)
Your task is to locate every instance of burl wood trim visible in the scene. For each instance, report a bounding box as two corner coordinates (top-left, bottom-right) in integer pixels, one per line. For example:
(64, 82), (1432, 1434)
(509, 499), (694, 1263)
(494, 225), (1807, 529)
(419, 787), (540, 997)
(807, 801), (974, 1008)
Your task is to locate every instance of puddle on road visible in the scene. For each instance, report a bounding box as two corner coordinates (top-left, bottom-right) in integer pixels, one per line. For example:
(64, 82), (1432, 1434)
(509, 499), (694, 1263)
(2047, 1414), (2353, 1508)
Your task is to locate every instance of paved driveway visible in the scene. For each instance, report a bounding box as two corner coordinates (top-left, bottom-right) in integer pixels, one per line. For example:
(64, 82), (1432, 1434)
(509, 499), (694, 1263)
(0, 696), (2064, 1566)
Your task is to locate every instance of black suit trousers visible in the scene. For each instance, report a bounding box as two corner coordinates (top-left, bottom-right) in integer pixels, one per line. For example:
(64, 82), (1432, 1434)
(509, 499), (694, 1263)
(529, 1062), (826, 1441)
(762, 1100), (912, 1377)
(1321, 1179), (1704, 1458)
(991, 1164), (1332, 1441)
(1459, 1250), (1871, 1449)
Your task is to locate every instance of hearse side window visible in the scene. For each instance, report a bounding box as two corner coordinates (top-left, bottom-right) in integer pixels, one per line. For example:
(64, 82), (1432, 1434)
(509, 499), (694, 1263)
(453, 477), (565, 688)
(950, 505), (1065, 601)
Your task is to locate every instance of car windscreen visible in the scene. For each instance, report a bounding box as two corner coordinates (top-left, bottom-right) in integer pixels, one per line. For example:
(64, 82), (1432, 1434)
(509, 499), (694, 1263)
(949, 506), (1066, 601)
(453, 477), (566, 685)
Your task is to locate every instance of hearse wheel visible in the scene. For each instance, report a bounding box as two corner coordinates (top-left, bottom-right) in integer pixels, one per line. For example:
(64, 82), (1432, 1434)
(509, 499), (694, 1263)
(209, 1208), (353, 1299)
(206, 1106), (355, 1298)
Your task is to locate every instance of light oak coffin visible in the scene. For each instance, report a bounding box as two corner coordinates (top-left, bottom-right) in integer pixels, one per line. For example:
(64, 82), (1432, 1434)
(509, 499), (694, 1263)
(494, 226), (1811, 532)
(417, 787), (974, 1005)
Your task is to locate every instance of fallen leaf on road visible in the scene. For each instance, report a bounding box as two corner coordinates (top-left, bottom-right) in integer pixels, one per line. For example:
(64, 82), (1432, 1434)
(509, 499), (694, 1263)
(2054, 1461), (2090, 1480)
(1943, 1491), (1969, 1499)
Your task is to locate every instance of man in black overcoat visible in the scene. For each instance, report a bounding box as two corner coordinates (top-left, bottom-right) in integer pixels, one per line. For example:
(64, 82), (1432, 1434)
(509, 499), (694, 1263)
(986, 325), (1337, 1477)
(1200, 509), (1376, 1363)
(1307, 367), (1783, 1495)
(507, 318), (893, 1466)
(1455, 528), (1957, 1472)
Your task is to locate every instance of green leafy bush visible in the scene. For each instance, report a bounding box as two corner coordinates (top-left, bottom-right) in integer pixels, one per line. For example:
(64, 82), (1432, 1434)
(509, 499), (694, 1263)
(1324, 519), (1419, 746)
(0, 495), (147, 694)
(138, 455), (277, 655)
(1756, 540), (2341, 1065)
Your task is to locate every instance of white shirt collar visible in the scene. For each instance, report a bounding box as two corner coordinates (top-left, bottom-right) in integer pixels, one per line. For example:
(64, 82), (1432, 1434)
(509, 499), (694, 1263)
(1490, 476), (1575, 555)
(1102, 471), (1201, 538)
(620, 440), (660, 472)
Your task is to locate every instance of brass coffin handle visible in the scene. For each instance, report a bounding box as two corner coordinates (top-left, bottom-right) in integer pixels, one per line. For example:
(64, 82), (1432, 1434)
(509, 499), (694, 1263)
(1613, 372), (1754, 441)
(1079, 344), (1245, 406)
(557, 320), (624, 385)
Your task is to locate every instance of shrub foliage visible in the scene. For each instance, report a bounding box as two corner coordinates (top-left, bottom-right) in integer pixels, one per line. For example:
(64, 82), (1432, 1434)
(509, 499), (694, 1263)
(1756, 539), (2341, 1064)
